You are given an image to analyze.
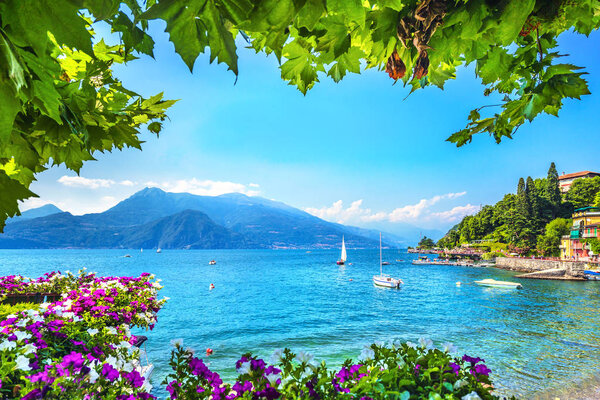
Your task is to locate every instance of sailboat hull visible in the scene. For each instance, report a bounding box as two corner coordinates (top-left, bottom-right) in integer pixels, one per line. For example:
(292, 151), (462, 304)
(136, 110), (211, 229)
(373, 275), (402, 288)
(336, 260), (345, 265)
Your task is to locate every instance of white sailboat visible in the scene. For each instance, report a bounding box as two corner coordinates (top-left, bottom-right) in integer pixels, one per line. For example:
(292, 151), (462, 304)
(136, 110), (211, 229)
(373, 233), (402, 288)
(336, 236), (347, 265)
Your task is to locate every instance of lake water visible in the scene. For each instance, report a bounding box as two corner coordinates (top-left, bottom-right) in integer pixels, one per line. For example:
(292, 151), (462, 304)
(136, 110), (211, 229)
(1, 249), (599, 399)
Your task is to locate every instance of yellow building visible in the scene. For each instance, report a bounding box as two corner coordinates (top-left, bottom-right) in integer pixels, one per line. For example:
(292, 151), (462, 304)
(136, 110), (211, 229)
(560, 207), (600, 261)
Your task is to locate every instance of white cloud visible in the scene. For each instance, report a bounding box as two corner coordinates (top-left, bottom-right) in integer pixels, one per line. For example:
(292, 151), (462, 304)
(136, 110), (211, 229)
(305, 199), (381, 224)
(147, 178), (260, 197)
(119, 180), (136, 186)
(58, 176), (115, 189)
(388, 192), (466, 222)
(430, 204), (480, 223)
(304, 192), (472, 226)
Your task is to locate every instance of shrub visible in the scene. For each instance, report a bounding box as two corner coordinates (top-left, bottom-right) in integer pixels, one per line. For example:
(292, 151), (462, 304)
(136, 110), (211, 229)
(164, 339), (511, 400)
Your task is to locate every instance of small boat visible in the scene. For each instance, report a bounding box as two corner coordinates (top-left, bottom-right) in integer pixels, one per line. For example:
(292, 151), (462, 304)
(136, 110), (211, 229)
(209, 260), (216, 265)
(373, 233), (402, 289)
(124, 254), (131, 258)
(336, 236), (347, 265)
(140, 248), (143, 253)
(584, 270), (600, 280)
(132, 336), (154, 392)
(474, 279), (522, 289)
(396, 259), (404, 262)
(156, 248), (162, 253)
(381, 261), (390, 265)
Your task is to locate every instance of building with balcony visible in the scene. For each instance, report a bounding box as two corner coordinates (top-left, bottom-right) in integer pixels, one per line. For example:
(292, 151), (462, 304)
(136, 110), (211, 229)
(560, 207), (600, 261)
(558, 171), (600, 192)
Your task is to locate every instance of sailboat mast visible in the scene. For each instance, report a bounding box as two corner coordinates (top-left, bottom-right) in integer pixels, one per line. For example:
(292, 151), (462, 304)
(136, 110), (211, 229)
(379, 232), (382, 275)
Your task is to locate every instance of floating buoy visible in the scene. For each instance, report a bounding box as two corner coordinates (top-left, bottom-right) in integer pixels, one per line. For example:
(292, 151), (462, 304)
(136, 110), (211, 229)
(349, 279), (353, 281)
(456, 281), (461, 286)
(206, 348), (213, 356)
(209, 283), (215, 290)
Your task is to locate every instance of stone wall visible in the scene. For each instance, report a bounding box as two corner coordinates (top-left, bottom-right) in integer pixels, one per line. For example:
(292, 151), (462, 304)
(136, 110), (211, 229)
(495, 257), (588, 277)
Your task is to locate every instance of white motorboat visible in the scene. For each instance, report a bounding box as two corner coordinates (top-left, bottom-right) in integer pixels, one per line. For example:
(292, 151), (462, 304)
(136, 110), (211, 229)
(474, 279), (522, 289)
(209, 260), (216, 265)
(373, 233), (402, 289)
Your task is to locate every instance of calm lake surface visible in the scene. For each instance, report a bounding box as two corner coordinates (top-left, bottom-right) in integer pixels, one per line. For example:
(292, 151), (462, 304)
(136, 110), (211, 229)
(1, 249), (599, 399)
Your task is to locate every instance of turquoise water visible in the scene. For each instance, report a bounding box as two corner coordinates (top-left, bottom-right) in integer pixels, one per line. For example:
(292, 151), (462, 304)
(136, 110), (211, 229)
(1, 249), (599, 399)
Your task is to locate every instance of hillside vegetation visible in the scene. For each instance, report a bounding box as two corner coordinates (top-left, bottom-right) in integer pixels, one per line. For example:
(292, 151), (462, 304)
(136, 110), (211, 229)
(437, 163), (600, 256)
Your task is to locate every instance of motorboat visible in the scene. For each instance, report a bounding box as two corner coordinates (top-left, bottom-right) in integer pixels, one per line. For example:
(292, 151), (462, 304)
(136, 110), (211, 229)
(474, 279), (522, 289)
(209, 260), (216, 265)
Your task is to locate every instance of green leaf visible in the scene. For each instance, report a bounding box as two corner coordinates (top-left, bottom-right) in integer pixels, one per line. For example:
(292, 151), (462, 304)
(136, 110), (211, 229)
(476, 47), (513, 85)
(326, 47), (363, 82)
(0, 84), (20, 143)
(280, 40), (322, 94)
(1, 0), (93, 56)
(297, 0), (326, 30)
(326, 0), (365, 27)
(142, 0), (209, 71)
(497, 0), (535, 46)
(0, 169), (37, 232)
(240, 0), (296, 32)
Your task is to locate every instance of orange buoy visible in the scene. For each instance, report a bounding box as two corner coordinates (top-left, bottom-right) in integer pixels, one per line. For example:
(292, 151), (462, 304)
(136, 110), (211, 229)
(206, 348), (213, 356)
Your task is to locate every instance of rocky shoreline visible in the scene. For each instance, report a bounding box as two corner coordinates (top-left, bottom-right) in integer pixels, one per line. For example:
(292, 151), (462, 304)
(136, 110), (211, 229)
(495, 257), (589, 281)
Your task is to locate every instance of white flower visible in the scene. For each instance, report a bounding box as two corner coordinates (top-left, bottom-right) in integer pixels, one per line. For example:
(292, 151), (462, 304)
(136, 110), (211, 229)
(442, 342), (458, 354)
(120, 341), (132, 349)
(461, 391), (482, 400)
(121, 362), (134, 372)
(237, 361), (251, 375)
(106, 327), (117, 335)
(62, 312), (75, 319)
(170, 338), (183, 348)
(14, 331), (31, 342)
(454, 379), (467, 389)
(0, 340), (17, 351)
(358, 346), (375, 362)
(295, 351), (316, 366)
(390, 339), (403, 349)
(373, 340), (385, 347)
(16, 319), (27, 327)
(265, 373), (281, 386)
(405, 341), (417, 349)
(22, 343), (36, 355)
(418, 337), (433, 350)
(105, 355), (119, 368)
(88, 367), (99, 383)
(269, 348), (284, 364)
(87, 328), (99, 336)
(15, 355), (31, 371)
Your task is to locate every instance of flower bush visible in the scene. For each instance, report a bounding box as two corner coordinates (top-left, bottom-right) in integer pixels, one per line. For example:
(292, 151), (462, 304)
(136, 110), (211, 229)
(0, 271), (166, 400)
(163, 340), (514, 400)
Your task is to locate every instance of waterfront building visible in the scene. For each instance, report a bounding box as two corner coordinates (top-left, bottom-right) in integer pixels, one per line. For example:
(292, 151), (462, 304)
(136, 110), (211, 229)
(560, 207), (600, 261)
(558, 171), (600, 192)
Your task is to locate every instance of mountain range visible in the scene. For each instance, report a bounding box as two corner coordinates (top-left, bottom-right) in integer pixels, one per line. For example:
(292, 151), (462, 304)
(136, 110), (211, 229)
(1, 188), (426, 249)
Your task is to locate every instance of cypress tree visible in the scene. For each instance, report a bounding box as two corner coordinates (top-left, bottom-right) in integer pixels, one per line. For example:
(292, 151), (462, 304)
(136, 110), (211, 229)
(526, 176), (540, 224)
(516, 177), (529, 219)
(544, 162), (562, 217)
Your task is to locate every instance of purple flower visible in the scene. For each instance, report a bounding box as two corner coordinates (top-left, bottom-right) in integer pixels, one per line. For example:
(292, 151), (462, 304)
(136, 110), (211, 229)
(101, 363), (120, 382)
(124, 369), (144, 388)
(462, 355), (484, 365)
(449, 362), (460, 376)
(473, 363), (491, 376)
(414, 364), (421, 373)
(166, 380), (180, 399)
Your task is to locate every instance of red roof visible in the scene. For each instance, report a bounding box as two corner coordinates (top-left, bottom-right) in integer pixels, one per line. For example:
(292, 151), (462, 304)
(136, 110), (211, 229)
(558, 171), (600, 180)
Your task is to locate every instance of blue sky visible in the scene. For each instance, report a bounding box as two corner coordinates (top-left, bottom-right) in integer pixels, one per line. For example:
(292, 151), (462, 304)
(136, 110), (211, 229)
(24, 24), (600, 233)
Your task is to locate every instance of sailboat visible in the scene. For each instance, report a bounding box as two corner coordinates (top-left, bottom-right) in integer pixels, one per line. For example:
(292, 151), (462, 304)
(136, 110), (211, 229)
(373, 233), (402, 289)
(336, 236), (347, 265)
